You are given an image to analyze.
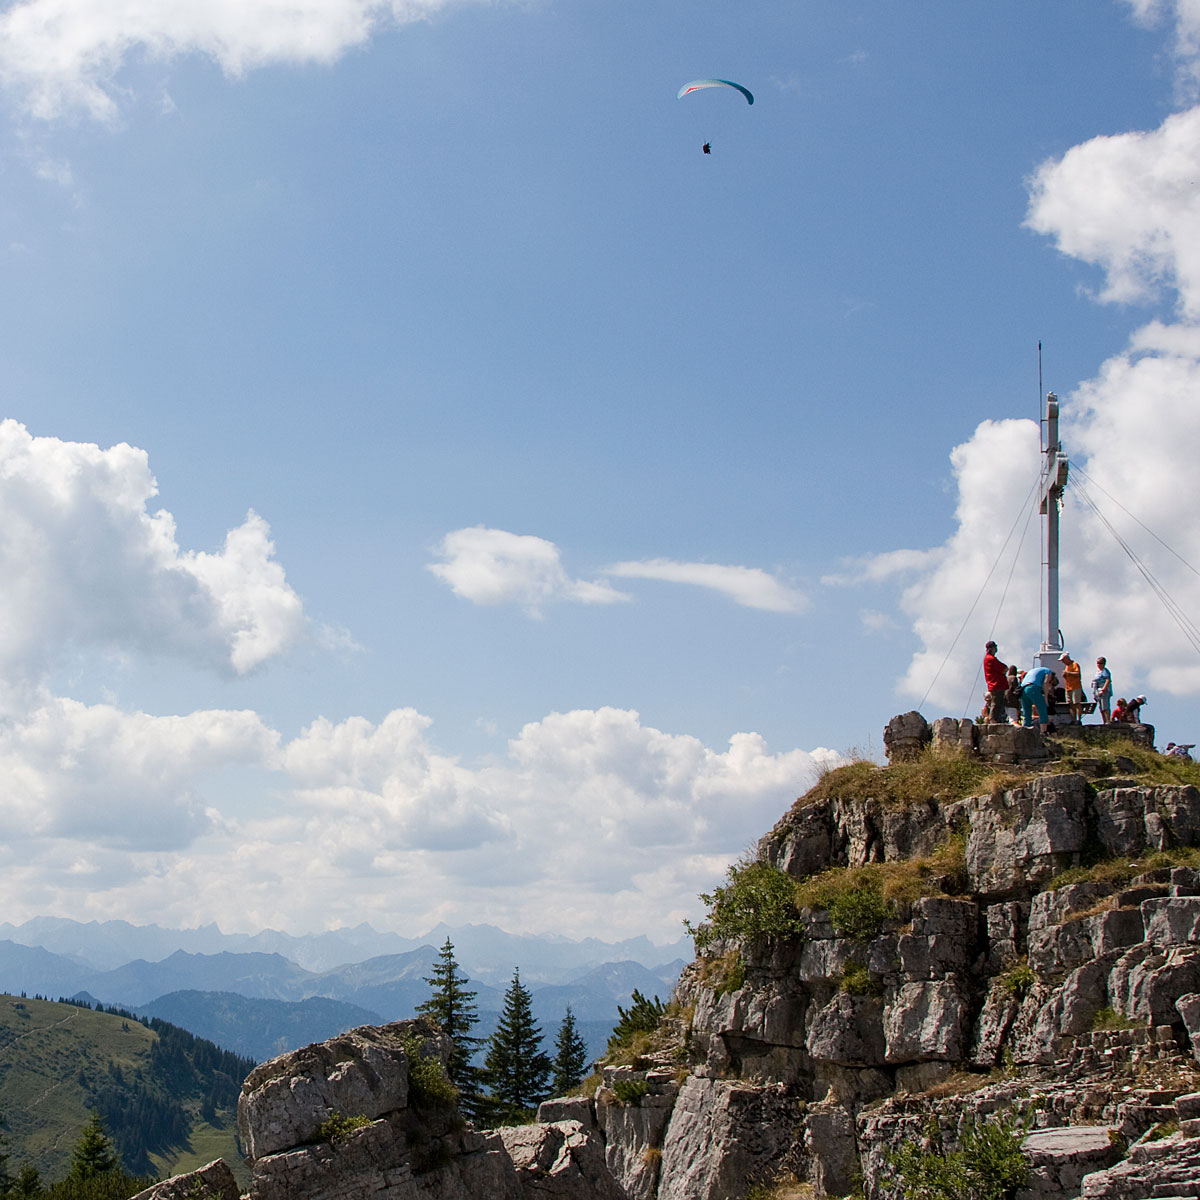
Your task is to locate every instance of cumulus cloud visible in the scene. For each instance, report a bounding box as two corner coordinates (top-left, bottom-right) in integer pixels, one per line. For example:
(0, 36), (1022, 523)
(427, 526), (629, 616)
(605, 559), (808, 613)
(0, 420), (306, 688)
(1026, 107), (1200, 315)
(0, 705), (840, 941)
(873, 36), (1200, 714)
(0, 0), (486, 123)
(1122, 0), (1200, 93)
(0, 698), (277, 849)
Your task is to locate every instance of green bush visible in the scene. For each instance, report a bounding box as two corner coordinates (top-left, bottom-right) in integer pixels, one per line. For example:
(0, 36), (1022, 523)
(1091, 1006), (1144, 1032)
(687, 858), (805, 954)
(311, 1112), (374, 1145)
(999, 960), (1035, 1000)
(838, 963), (878, 996)
(881, 1110), (1030, 1200)
(607, 991), (667, 1056)
(401, 1034), (458, 1109)
(611, 1078), (650, 1106)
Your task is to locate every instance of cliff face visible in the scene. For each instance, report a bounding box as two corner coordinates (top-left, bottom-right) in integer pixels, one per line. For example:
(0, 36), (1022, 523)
(138, 715), (1200, 1200)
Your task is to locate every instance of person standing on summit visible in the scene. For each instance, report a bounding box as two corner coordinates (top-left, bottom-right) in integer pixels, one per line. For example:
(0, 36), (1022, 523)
(1059, 652), (1084, 722)
(1093, 657), (1113, 724)
(983, 641), (1009, 724)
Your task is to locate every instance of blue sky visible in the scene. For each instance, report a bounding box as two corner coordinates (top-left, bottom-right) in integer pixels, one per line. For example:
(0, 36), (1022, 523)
(2, 0), (1199, 944)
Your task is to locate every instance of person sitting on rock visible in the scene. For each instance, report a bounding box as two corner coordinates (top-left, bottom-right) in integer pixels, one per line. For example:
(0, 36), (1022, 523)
(1125, 695), (1147, 723)
(1006, 665), (1023, 723)
(1112, 697), (1130, 723)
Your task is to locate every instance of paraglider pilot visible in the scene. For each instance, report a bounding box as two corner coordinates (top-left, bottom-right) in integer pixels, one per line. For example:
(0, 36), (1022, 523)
(702, 142), (711, 154)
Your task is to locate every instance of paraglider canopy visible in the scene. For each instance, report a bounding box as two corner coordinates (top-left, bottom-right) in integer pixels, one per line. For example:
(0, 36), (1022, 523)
(676, 79), (754, 105)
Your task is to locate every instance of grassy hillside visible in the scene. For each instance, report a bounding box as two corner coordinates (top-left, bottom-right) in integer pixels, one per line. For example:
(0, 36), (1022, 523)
(0, 995), (252, 1187)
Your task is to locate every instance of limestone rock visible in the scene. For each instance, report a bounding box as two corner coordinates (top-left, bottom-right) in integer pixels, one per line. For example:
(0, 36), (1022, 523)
(803, 1100), (858, 1197)
(883, 710), (930, 762)
(238, 1020), (440, 1161)
(966, 774), (1091, 897)
(1022, 1126), (1123, 1197)
(1080, 1131), (1200, 1198)
(655, 1077), (804, 1200)
(805, 992), (886, 1066)
(499, 1120), (629, 1200)
(129, 1160), (240, 1200)
(883, 980), (968, 1063)
(1178, 993), (1200, 1062)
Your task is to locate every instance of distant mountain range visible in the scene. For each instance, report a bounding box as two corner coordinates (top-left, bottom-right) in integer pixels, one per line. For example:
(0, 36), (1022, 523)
(0, 918), (689, 1063)
(0, 916), (689, 981)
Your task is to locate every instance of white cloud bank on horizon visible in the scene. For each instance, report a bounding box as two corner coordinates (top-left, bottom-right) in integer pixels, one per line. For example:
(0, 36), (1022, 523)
(0, 420), (306, 692)
(0, 0), (488, 123)
(0, 430), (835, 941)
(865, 54), (1200, 710)
(0, 702), (838, 942)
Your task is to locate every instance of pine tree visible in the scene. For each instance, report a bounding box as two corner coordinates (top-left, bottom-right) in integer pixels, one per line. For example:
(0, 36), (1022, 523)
(481, 968), (551, 1125)
(416, 938), (484, 1116)
(550, 1005), (590, 1096)
(69, 1112), (119, 1180)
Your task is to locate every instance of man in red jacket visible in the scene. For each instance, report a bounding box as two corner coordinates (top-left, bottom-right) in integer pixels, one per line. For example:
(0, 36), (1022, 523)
(984, 641), (1009, 724)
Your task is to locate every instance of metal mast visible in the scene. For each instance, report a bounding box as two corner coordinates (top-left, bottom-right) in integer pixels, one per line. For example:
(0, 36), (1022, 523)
(1037, 391), (1069, 661)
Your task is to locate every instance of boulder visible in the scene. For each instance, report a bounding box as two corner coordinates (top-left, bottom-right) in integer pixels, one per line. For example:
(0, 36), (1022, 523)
(499, 1120), (629, 1200)
(129, 1161), (240, 1200)
(883, 711), (930, 762)
(655, 1077), (804, 1200)
(1022, 1126), (1123, 1197)
(238, 1020), (441, 1161)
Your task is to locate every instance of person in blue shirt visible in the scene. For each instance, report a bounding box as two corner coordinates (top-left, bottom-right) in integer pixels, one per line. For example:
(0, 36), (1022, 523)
(1092, 657), (1113, 724)
(1020, 667), (1058, 732)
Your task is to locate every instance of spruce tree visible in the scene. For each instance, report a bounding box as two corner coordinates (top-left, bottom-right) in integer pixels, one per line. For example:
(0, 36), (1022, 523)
(69, 1112), (119, 1180)
(416, 938), (483, 1116)
(481, 968), (551, 1124)
(550, 1005), (589, 1096)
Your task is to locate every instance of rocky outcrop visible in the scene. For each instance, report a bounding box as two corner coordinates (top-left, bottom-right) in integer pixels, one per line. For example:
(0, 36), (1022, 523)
(144, 717), (1200, 1200)
(624, 723), (1200, 1199)
(150, 1015), (626, 1200)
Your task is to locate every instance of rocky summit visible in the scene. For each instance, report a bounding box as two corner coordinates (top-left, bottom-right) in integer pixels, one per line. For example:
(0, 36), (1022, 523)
(137, 714), (1200, 1200)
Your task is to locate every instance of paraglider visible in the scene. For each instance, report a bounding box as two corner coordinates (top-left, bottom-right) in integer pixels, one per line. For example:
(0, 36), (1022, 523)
(677, 79), (753, 153)
(676, 79), (755, 105)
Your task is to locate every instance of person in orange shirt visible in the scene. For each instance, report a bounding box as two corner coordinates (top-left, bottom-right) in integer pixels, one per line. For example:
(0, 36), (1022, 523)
(1058, 652), (1084, 722)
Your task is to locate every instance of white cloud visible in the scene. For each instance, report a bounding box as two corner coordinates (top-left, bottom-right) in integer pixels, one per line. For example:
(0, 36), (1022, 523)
(0, 698), (277, 849)
(1121, 0), (1200, 93)
(1026, 107), (1200, 315)
(427, 526), (629, 616)
(0, 420), (306, 689)
(605, 558), (808, 614)
(878, 348), (1200, 709)
(0, 0), (486, 123)
(875, 73), (1200, 714)
(0, 704), (840, 942)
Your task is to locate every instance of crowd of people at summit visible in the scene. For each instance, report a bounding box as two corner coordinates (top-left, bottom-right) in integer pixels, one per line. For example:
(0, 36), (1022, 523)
(980, 641), (1151, 736)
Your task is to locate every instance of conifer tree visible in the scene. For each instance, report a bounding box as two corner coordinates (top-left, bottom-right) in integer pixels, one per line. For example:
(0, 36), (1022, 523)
(550, 1005), (589, 1096)
(416, 938), (483, 1116)
(69, 1112), (119, 1180)
(481, 968), (551, 1124)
